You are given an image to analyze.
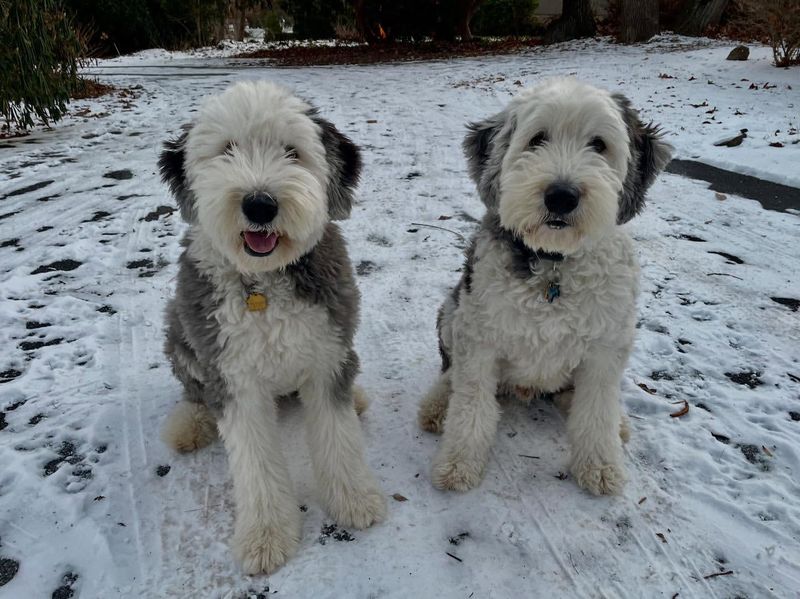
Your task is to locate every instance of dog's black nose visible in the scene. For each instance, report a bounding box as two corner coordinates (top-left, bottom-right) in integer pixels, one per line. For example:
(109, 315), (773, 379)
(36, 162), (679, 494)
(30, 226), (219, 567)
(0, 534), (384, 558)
(242, 192), (278, 224)
(544, 183), (580, 215)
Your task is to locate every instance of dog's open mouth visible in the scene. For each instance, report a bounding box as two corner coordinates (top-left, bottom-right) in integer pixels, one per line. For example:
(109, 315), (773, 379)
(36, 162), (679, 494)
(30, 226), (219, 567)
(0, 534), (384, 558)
(546, 219), (570, 230)
(242, 231), (279, 256)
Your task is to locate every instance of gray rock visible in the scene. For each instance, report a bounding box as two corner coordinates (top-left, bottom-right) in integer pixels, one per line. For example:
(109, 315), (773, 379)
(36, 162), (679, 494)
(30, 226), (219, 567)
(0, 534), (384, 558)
(727, 45), (749, 61)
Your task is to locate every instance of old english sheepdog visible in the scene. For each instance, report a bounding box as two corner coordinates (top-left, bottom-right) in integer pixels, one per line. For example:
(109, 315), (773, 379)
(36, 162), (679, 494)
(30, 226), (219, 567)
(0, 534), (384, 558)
(418, 78), (672, 496)
(158, 80), (385, 574)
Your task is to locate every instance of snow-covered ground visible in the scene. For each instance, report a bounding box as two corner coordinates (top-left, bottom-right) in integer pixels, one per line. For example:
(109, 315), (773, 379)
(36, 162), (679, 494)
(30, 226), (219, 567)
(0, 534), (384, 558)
(1, 36), (798, 598)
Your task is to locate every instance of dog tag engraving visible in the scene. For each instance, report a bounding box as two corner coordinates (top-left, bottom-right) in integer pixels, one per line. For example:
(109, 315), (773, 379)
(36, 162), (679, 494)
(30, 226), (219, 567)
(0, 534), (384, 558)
(246, 293), (268, 312)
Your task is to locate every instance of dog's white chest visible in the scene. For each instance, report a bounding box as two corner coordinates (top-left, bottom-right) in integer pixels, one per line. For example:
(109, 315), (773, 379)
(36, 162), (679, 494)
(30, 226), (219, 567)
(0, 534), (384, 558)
(471, 233), (639, 392)
(213, 274), (335, 395)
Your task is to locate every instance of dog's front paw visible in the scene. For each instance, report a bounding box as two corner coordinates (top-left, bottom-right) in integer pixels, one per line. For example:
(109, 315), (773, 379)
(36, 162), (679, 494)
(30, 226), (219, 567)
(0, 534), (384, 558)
(232, 521), (300, 575)
(328, 485), (387, 529)
(571, 459), (627, 495)
(432, 451), (486, 491)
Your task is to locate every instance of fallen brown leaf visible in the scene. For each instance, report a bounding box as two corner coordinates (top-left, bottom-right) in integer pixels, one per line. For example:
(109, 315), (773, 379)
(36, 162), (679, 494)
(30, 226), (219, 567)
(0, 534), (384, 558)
(656, 532), (668, 543)
(637, 382), (657, 395)
(670, 400), (690, 418)
(392, 493), (408, 502)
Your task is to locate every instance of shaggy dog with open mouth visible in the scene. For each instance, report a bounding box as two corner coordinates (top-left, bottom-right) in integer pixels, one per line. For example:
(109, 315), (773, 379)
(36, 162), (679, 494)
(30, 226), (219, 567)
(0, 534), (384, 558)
(418, 78), (672, 496)
(158, 80), (385, 574)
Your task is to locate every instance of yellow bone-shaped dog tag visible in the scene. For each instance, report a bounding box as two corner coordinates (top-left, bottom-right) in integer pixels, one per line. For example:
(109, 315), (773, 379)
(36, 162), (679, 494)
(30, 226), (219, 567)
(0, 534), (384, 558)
(246, 293), (268, 312)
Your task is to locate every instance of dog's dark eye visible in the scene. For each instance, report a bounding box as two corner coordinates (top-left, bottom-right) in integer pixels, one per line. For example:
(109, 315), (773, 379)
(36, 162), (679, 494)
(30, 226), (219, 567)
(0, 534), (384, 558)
(284, 146), (298, 160)
(528, 132), (548, 150)
(589, 137), (606, 153)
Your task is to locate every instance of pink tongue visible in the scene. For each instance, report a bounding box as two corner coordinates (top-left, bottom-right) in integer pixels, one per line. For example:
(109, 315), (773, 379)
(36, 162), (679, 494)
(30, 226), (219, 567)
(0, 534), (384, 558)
(244, 231), (278, 254)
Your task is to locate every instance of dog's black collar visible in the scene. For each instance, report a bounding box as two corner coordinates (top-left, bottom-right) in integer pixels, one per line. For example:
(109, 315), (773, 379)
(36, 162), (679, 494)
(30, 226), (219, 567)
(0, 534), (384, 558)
(509, 236), (564, 264)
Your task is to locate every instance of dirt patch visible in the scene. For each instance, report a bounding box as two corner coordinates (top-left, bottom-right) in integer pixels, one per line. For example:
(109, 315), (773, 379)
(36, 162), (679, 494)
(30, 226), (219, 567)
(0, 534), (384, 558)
(234, 38), (542, 66)
(72, 78), (116, 100)
(725, 371), (763, 388)
(104, 169), (133, 180)
(1, 180), (54, 199)
(356, 260), (378, 276)
(771, 297), (799, 312)
(127, 258), (153, 269)
(84, 211), (111, 223)
(52, 571), (79, 599)
(0, 557), (20, 587)
(31, 259), (82, 275)
(43, 440), (92, 482)
(707, 251), (744, 264)
(318, 523), (354, 544)
(0, 369), (23, 383)
(677, 233), (706, 242)
(19, 338), (64, 351)
(141, 205), (176, 222)
(738, 443), (771, 471)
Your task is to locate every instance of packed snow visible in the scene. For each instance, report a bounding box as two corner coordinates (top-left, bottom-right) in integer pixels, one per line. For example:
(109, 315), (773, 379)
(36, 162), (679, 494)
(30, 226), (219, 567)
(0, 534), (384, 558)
(1, 35), (798, 598)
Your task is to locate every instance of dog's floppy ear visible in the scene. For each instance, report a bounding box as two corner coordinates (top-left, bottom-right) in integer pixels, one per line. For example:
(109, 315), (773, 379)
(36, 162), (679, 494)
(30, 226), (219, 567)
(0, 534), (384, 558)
(159, 126), (197, 223)
(311, 114), (362, 220)
(613, 93), (673, 223)
(464, 109), (515, 209)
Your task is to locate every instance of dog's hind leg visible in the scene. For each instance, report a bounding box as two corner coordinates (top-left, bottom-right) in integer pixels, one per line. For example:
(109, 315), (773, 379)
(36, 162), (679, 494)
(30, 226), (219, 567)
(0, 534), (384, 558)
(301, 352), (386, 530)
(418, 371), (451, 434)
(162, 400), (217, 453)
(218, 389), (301, 575)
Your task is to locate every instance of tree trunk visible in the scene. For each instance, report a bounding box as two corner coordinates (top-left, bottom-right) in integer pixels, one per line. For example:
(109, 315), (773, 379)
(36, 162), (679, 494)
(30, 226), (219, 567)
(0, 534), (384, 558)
(352, 0), (383, 44)
(544, 0), (596, 43)
(456, 0), (482, 41)
(236, 1), (247, 41)
(619, 0), (659, 43)
(675, 0), (730, 36)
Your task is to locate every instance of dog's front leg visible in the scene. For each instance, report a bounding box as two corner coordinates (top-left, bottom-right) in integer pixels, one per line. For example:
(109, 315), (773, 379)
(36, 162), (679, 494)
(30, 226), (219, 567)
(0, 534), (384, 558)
(218, 391), (301, 575)
(301, 371), (386, 529)
(431, 342), (499, 491)
(567, 347), (629, 495)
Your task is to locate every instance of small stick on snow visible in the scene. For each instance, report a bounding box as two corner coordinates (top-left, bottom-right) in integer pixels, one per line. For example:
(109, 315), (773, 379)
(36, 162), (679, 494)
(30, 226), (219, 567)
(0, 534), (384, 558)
(410, 222), (467, 242)
(703, 570), (734, 579)
(706, 272), (744, 281)
(446, 552), (463, 563)
(518, 454), (540, 459)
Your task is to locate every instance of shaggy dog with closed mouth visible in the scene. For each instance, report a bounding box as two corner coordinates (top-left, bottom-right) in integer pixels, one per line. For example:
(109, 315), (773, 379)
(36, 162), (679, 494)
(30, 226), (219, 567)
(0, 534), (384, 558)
(158, 80), (385, 574)
(418, 78), (672, 496)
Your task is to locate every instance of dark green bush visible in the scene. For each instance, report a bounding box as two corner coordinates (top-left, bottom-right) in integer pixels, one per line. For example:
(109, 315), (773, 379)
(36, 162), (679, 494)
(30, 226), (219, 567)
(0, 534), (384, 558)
(287, 0), (351, 39)
(0, 0), (84, 130)
(64, 0), (227, 56)
(472, 0), (540, 36)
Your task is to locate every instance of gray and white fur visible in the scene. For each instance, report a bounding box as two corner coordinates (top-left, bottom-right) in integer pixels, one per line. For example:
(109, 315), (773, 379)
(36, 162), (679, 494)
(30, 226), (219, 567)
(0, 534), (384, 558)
(418, 78), (672, 496)
(159, 81), (385, 575)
